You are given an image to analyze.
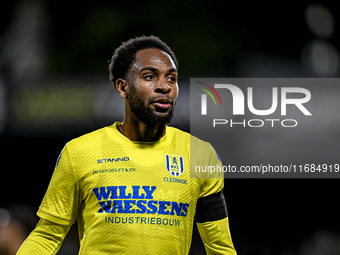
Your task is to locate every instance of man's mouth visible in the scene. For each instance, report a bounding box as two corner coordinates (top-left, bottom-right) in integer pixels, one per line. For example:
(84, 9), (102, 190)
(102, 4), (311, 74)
(152, 98), (173, 111)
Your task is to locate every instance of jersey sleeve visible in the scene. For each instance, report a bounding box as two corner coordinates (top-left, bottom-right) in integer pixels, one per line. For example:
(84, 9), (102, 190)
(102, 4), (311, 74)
(198, 144), (224, 198)
(196, 145), (227, 222)
(16, 219), (70, 255)
(37, 144), (81, 225)
(195, 143), (237, 254)
(197, 218), (237, 255)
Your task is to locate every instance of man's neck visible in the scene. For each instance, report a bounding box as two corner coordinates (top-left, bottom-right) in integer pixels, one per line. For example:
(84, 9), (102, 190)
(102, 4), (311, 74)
(118, 118), (166, 142)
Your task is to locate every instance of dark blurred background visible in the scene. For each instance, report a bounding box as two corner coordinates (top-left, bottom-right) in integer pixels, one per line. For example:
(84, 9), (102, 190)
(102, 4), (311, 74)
(1, 1), (340, 254)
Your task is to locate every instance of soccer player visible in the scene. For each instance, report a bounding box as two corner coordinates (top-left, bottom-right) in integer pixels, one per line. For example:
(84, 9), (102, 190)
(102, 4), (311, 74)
(17, 36), (236, 254)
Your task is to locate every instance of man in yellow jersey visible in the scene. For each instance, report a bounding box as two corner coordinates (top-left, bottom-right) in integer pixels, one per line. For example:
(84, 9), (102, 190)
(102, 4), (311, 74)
(17, 35), (236, 254)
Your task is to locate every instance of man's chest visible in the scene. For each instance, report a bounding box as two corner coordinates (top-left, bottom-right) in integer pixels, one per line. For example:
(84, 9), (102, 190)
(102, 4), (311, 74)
(73, 147), (199, 217)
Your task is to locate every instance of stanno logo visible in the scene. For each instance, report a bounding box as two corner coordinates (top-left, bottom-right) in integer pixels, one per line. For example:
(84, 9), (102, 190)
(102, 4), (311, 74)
(98, 157), (129, 164)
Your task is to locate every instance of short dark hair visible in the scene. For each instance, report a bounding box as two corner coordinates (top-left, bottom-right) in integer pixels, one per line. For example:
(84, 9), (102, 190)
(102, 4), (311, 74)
(109, 35), (178, 89)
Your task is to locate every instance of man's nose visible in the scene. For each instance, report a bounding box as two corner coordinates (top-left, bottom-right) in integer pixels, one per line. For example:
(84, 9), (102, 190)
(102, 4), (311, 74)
(155, 78), (171, 94)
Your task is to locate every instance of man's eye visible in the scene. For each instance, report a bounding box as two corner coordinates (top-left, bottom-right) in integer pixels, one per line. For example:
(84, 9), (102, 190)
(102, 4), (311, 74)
(144, 75), (154, 80)
(167, 76), (176, 82)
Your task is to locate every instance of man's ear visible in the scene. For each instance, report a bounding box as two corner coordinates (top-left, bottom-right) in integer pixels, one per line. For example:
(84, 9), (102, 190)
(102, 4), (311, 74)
(116, 79), (128, 98)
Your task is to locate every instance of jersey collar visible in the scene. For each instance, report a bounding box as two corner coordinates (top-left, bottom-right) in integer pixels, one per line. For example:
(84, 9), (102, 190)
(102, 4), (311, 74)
(106, 122), (173, 147)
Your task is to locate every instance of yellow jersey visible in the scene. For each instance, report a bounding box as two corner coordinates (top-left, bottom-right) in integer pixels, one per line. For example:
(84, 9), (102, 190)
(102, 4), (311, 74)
(37, 122), (224, 254)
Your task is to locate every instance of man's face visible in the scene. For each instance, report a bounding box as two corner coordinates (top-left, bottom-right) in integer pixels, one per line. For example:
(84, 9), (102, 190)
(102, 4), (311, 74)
(125, 48), (179, 125)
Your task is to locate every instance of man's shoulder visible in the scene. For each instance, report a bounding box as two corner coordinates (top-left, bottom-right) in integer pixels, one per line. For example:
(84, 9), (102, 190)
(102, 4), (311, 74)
(168, 126), (212, 150)
(66, 126), (111, 149)
(168, 126), (189, 139)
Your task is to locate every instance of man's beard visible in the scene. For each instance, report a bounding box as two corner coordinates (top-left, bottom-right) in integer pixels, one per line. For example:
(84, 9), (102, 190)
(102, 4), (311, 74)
(128, 88), (175, 126)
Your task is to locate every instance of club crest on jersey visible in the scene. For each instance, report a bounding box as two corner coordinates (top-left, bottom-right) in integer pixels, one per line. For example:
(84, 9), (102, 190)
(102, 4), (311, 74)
(165, 155), (184, 177)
